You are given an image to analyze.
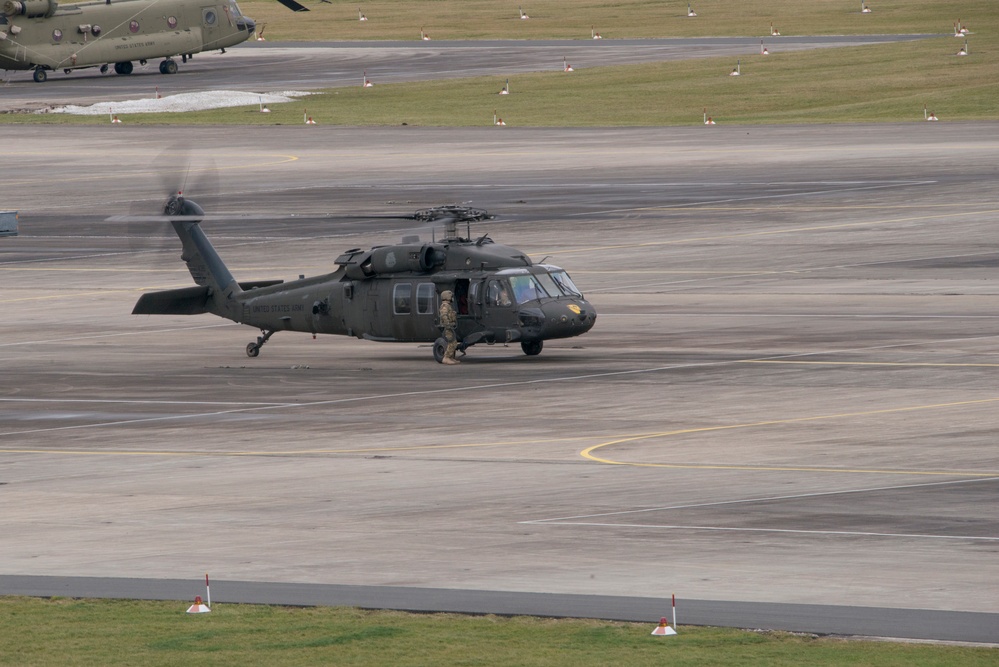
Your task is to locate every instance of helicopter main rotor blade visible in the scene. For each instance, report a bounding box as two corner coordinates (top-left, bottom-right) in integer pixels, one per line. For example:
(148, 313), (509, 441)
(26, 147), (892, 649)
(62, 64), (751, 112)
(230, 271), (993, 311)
(275, 0), (310, 11)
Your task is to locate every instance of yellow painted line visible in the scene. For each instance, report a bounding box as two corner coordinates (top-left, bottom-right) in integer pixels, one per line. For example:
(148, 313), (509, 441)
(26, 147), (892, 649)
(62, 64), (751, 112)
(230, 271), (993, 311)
(741, 360), (999, 368)
(0, 435), (597, 458)
(581, 397), (999, 476)
(543, 208), (999, 256)
(3, 154), (299, 188)
(0, 290), (142, 304)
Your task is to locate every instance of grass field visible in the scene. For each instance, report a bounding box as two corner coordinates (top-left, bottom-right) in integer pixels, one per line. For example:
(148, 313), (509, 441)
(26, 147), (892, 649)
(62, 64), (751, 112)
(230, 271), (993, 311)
(238, 0), (992, 42)
(1, 597), (996, 666)
(6, 0), (996, 125)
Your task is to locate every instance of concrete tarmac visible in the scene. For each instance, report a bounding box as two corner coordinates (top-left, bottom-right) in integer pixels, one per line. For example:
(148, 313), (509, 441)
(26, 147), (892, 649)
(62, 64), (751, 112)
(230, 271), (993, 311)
(2, 123), (998, 642)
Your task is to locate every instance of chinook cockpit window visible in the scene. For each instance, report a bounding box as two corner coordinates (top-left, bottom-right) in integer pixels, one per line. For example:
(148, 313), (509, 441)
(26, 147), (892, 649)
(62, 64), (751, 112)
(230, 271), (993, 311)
(229, 0), (243, 16)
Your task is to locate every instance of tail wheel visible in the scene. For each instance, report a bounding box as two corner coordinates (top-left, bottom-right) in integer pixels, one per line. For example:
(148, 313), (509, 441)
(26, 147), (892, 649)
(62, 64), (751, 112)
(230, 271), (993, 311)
(521, 340), (543, 356)
(246, 343), (260, 358)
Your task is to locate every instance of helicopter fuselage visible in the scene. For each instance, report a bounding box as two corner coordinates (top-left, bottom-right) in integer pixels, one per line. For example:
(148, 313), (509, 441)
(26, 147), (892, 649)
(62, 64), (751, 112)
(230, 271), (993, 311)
(0, 0), (254, 81)
(131, 201), (597, 362)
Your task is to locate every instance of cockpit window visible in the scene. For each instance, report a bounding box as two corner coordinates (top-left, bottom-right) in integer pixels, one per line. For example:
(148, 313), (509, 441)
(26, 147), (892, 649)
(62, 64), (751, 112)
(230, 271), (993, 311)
(486, 279), (512, 307)
(229, 0), (243, 16)
(550, 270), (582, 297)
(534, 272), (561, 298)
(509, 275), (547, 304)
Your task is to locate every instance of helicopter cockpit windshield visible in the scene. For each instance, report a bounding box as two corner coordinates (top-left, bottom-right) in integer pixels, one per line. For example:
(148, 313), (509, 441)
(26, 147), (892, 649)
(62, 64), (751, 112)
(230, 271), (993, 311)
(539, 268), (582, 298)
(490, 267), (584, 306)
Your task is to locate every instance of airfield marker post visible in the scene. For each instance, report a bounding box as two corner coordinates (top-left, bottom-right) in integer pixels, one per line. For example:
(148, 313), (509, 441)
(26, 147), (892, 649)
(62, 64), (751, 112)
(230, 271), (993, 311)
(205, 573), (211, 608)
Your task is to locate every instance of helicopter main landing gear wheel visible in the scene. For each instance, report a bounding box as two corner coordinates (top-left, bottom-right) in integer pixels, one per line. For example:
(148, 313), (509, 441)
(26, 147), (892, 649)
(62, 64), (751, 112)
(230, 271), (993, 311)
(159, 59), (178, 74)
(32, 67), (47, 83)
(246, 329), (276, 358)
(521, 339), (543, 356)
(433, 337), (447, 364)
(114, 61), (133, 75)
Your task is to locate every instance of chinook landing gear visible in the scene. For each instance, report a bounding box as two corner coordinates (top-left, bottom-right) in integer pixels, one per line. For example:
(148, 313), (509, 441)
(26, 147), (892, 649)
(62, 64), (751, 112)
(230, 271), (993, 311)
(32, 67), (47, 83)
(246, 329), (276, 358)
(114, 61), (133, 75)
(159, 59), (178, 74)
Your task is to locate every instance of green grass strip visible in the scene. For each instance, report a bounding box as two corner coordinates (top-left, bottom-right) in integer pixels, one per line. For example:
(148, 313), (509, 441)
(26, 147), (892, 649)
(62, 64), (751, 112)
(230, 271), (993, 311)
(1, 597), (996, 666)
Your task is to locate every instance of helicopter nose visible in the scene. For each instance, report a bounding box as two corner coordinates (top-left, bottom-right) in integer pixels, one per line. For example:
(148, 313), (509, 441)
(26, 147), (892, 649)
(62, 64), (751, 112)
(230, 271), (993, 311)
(542, 300), (596, 338)
(239, 15), (256, 33)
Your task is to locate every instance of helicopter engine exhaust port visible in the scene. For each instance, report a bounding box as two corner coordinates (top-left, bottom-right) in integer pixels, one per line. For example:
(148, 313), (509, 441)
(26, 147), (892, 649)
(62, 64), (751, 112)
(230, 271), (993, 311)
(3, 0), (57, 18)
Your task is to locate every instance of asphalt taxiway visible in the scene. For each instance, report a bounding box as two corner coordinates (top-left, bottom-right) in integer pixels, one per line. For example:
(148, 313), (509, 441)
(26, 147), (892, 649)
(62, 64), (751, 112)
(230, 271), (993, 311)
(2, 122), (998, 642)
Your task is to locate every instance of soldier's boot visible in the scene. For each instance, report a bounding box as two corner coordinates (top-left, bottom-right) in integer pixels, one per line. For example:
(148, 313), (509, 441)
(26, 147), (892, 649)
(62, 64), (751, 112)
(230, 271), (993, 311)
(442, 357), (460, 365)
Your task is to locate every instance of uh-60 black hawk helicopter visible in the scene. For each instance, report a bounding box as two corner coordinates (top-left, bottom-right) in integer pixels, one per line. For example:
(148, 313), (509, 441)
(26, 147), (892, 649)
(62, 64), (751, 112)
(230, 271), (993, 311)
(131, 193), (597, 363)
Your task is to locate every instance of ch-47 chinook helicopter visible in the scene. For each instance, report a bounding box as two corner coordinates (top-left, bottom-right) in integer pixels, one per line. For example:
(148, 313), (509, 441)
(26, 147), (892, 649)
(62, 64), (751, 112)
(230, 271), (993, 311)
(130, 194), (597, 363)
(0, 0), (305, 82)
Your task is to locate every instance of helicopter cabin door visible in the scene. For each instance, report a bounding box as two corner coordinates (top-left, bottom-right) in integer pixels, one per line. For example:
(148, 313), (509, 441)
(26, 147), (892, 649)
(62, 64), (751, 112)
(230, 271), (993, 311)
(481, 277), (519, 341)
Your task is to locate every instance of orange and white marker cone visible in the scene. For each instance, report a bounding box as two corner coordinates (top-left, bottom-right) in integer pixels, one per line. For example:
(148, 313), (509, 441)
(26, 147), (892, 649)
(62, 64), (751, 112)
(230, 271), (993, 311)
(420, 26), (430, 40)
(563, 57), (573, 72)
(687, 3), (696, 17)
(186, 595), (211, 614)
(591, 26), (601, 39)
(358, 8), (366, 21)
(363, 70), (373, 87)
(256, 25), (266, 41)
(499, 78), (509, 95)
(651, 617), (676, 636)
(770, 22), (780, 36)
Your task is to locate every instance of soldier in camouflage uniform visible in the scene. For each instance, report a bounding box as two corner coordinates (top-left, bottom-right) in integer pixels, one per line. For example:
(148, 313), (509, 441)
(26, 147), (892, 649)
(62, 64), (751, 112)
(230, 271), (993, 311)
(439, 290), (459, 364)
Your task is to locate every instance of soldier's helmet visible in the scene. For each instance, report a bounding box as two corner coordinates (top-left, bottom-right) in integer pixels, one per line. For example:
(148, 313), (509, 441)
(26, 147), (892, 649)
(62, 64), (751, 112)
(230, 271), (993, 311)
(441, 290), (453, 301)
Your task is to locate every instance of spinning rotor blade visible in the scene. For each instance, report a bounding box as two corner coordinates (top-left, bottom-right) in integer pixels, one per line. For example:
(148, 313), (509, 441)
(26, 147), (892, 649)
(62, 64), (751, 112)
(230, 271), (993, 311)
(275, 0), (310, 11)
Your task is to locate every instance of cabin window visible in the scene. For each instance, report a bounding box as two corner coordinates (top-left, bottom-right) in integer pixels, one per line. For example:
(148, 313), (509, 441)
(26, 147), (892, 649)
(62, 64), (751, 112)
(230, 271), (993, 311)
(167, 16), (178, 28)
(129, 20), (139, 32)
(203, 8), (217, 25)
(52, 28), (62, 41)
(393, 284), (412, 315)
(416, 283), (434, 315)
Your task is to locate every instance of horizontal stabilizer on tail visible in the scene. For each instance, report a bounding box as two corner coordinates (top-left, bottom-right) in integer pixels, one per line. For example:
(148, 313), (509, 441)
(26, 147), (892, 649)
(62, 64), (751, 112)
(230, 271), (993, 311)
(133, 285), (210, 315)
(133, 280), (284, 315)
